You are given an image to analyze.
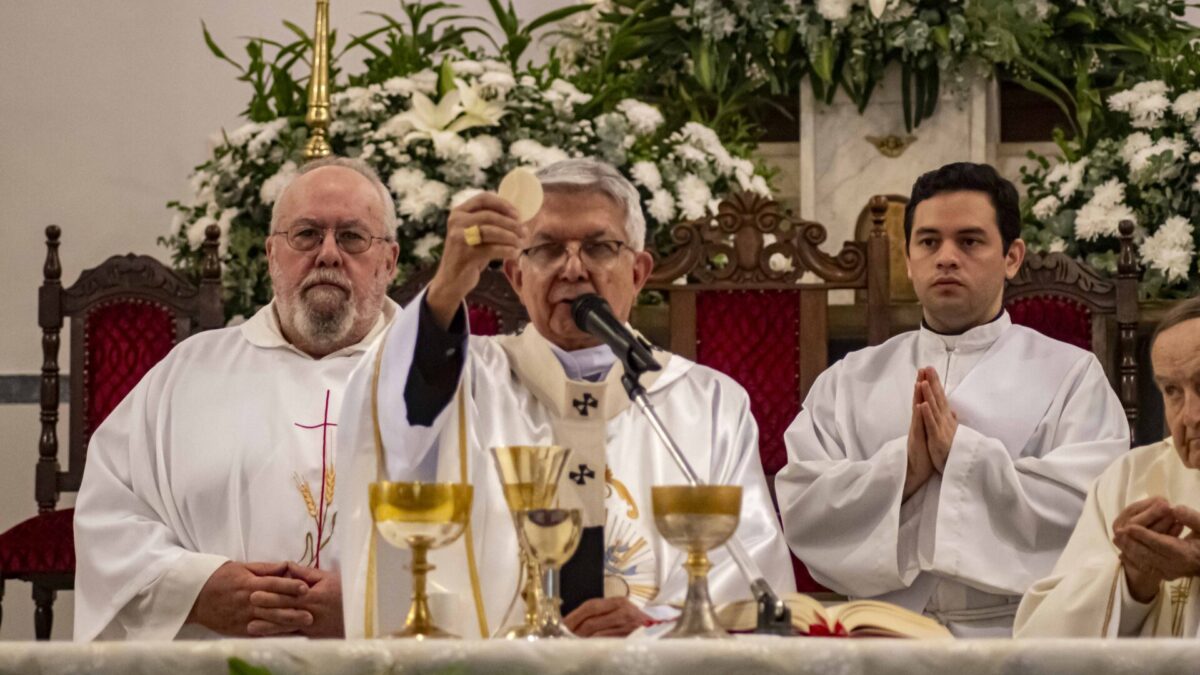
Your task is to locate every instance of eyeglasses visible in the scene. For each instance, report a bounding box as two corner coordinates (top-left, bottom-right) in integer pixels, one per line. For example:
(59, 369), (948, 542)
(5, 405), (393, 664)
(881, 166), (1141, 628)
(519, 240), (633, 269)
(271, 225), (392, 255)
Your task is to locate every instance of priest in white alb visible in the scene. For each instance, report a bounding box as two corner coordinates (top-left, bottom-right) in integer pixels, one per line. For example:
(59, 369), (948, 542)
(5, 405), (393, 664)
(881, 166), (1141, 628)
(73, 158), (400, 640)
(1015, 297), (1200, 637)
(774, 162), (1130, 637)
(335, 159), (794, 639)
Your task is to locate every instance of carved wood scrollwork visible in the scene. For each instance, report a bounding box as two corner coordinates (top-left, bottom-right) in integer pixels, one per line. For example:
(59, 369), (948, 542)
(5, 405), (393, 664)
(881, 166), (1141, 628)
(62, 254), (202, 313)
(1005, 251), (1117, 312)
(648, 191), (868, 287)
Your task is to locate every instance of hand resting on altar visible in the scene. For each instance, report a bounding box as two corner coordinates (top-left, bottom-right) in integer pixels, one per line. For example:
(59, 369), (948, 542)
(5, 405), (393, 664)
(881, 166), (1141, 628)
(564, 597), (652, 637)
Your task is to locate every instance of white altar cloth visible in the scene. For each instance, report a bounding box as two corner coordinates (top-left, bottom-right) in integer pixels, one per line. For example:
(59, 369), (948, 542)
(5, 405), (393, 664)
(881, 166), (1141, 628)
(1, 638), (1198, 675)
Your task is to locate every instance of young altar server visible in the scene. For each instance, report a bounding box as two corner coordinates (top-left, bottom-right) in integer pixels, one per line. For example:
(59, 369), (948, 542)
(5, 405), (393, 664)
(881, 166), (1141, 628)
(1016, 297), (1200, 637)
(74, 158), (401, 639)
(774, 162), (1130, 636)
(335, 159), (794, 639)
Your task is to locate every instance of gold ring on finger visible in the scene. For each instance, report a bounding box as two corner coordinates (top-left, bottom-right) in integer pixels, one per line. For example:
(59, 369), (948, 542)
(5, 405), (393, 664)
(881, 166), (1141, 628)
(464, 225), (483, 247)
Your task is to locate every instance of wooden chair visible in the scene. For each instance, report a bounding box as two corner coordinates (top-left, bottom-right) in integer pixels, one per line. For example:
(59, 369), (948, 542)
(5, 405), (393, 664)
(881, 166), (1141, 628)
(1004, 220), (1140, 434)
(644, 191), (891, 593)
(0, 225), (223, 639)
(854, 194), (915, 303)
(389, 266), (528, 336)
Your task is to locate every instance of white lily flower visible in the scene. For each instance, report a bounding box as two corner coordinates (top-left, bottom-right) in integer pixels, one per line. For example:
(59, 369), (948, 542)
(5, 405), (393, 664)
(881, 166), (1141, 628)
(869, 0), (888, 19)
(400, 90), (464, 137)
(454, 79), (507, 129)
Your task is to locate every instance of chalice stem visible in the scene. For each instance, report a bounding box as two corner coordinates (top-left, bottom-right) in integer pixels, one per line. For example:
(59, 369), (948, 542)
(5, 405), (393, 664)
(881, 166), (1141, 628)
(524, 556), (543, 626)
(405, 541), (435, 634)
(667, 550), (728, 638)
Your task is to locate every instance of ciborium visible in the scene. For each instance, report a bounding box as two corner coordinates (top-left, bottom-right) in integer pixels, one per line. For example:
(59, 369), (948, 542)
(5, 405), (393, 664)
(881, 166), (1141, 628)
(490, 445), (571, 639)
(651, 485), (742, 639)
(369, 481), (473, 639)
(518, 508), (583, 638)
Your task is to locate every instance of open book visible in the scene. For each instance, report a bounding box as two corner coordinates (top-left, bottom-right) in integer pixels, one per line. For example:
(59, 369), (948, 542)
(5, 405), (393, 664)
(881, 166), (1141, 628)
(716, 594), (952, 638)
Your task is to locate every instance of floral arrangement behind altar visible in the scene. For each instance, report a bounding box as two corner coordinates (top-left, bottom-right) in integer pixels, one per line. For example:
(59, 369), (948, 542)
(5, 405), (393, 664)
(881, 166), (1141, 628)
(564, 0), (1194, 143)
(1020, 43), (1200, 298)
(165, 6), (769, 319)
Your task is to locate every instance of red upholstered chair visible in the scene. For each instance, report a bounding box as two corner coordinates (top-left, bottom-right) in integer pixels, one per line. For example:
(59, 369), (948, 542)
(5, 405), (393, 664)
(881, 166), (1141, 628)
(645, 192), (891, 594)
(0, 225), (223, 639)
(1004, 220), (1140, 433)
(389, 266), (528, 336)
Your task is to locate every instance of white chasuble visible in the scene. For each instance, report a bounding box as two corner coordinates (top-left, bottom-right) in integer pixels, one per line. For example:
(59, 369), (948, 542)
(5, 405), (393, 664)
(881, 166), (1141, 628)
(1015, 439), (1200, 638)
(335, 291), (794, 638)
(73, 300), (396, 641)
(774, 314), (1130, 637)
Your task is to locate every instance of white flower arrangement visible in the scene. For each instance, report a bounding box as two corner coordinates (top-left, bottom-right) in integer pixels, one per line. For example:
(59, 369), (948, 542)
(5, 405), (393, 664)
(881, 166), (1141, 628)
(1022, 79), (1200, 296)
(167, 56), (768, 317)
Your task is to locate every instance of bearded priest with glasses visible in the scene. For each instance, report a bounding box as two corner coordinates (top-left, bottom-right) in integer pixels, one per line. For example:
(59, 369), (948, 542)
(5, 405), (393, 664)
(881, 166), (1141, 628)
(73, 157), (401, 640)
(335, 158), (794, 639)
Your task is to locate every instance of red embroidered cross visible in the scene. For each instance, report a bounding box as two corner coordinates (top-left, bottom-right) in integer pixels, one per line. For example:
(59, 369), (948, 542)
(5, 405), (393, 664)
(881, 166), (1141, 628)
(295, 389), (337, 568)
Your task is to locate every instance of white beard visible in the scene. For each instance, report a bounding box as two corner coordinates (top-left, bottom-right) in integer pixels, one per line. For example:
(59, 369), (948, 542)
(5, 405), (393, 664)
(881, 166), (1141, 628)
(288, 284), (358, 350)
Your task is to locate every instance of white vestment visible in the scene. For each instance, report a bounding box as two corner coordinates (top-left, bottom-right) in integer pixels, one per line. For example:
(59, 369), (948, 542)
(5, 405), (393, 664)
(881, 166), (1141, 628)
(774, 314), (1130, 637)
(1015, 438), (1200, 638)
(73, 300), (396, 641)
(335, 291), (795, 638)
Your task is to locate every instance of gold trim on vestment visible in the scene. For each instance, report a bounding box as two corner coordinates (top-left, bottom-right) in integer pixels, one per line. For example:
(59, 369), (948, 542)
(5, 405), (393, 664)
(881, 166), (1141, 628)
(458, 386), (490, 638)
(1101, 562), (1121, 636)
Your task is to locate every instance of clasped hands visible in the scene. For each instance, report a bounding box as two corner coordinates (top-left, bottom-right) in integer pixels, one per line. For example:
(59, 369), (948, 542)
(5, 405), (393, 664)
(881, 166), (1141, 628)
(903, 367), (959, 500)
(1112, 497), (1200, 604)
(187, 560), (343, 638)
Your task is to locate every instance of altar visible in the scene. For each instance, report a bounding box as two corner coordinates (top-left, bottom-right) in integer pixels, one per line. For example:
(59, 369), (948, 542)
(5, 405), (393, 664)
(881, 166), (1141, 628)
(2, 638), (1198, 675)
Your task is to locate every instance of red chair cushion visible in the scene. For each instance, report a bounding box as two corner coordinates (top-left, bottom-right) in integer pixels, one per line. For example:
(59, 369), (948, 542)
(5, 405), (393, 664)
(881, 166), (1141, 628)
(0, 508), (75, 576)
(84, 301), (177, 440)
(1006, 296), (1092, 351)
(467, 303), (502, 336)
(695, 290), (800, 475)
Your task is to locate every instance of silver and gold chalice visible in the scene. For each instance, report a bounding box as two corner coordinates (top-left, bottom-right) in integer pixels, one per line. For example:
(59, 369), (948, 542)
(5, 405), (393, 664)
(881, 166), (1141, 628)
(490, 445), (572, 639)
(518, 507), (583, 638)
(651, 485), (742, 639)
(369, 481), (473, 639)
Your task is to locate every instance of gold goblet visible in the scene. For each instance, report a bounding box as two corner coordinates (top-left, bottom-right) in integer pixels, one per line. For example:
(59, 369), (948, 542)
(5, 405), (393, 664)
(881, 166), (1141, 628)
(490, 445), (571, 639)
(517, 508), (583, 638)
(369, 481), (473, 639)
(651, 485), (742, 639)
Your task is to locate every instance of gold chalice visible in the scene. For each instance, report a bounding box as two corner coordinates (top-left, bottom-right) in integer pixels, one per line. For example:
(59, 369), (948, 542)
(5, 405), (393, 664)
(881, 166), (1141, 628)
(651, 485), (742, 639)
(490, 445), (571, 639)
(369, 481), (473, 639)
(518, 508), (583, 638)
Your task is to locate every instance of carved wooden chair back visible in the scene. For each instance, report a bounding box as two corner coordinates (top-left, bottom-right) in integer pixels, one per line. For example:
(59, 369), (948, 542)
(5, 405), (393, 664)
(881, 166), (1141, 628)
(1003, 220), (1140, 432)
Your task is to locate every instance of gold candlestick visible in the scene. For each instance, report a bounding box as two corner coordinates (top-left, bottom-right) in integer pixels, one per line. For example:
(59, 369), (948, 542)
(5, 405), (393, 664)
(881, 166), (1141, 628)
(303, 0), (332, 159)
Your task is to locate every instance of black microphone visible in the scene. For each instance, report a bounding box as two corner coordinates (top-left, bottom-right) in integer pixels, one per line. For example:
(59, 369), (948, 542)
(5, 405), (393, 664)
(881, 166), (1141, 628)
(571, 294), (661, 377)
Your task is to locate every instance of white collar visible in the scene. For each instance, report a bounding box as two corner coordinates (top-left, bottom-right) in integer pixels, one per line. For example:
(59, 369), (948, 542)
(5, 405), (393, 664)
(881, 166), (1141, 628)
(918, 311), (1012, 353)
(547, 341), (617, 382)
(240, 297), (398, 359)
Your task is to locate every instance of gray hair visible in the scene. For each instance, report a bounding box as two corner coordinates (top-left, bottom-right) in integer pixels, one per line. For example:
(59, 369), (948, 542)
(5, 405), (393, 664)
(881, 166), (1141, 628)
(535, 158), (646, 251)
(271, 156), (397, 237)
(1151, 295), (1200, 352)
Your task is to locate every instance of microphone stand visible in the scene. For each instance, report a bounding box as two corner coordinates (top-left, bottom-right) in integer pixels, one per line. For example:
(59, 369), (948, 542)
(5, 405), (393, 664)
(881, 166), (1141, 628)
(619, 367), (793, 636)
